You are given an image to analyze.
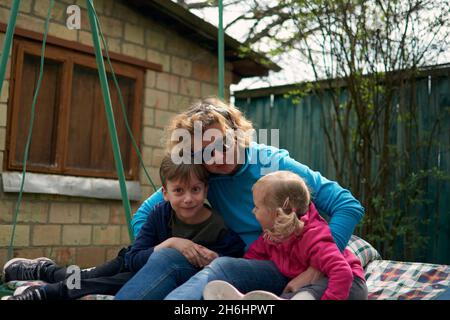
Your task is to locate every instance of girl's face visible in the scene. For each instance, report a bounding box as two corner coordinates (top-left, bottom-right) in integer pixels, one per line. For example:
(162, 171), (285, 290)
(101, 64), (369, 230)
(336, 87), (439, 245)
(252, 185), (277, 230)
(194, 123), (240, 175)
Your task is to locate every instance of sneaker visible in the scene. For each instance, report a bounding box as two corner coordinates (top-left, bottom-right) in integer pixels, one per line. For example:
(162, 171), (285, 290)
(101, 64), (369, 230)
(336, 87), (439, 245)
(242, 290), (284, 300)
(1, 286), (47, 300)
(203, 280), (245, 300)
(2, 257), (55, 282)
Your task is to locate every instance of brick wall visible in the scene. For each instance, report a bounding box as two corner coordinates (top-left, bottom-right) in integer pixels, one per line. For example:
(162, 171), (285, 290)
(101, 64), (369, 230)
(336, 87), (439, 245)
(0, 0), (233, 268)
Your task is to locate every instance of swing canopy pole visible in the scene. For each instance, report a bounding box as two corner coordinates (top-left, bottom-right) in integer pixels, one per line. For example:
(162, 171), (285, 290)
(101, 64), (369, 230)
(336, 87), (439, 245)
(0, 0), (20, 96)
(86, 0), (135, 242)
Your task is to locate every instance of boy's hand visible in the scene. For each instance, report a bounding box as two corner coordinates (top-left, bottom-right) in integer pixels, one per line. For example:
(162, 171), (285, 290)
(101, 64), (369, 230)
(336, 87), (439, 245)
(196, 245), (219, 266)
(282, 266), (323, 294)
(166, 237), (207, 267)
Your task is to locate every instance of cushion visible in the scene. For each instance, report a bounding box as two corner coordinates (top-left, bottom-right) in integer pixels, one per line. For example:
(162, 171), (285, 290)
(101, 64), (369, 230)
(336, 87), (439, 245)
(346, 235), (381, 268)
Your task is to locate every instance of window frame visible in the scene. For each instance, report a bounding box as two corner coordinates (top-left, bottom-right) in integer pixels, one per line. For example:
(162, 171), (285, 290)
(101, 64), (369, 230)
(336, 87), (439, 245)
(6, 37), (145, 180)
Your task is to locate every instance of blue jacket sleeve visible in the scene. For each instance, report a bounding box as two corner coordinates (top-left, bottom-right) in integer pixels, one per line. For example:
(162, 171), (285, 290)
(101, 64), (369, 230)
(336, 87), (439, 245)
(280, 154), (364, 251)
(131, 188), (164, 237)
(125, 208), (162, 272)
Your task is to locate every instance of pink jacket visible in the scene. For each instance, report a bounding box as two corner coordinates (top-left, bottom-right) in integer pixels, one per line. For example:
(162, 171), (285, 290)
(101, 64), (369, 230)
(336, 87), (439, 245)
(244, 203), (365, 300)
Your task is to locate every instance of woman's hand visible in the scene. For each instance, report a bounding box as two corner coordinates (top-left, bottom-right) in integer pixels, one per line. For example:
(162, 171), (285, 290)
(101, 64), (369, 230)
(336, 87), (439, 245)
(282, 266), (323, 294)
(196, 245), (219, 266)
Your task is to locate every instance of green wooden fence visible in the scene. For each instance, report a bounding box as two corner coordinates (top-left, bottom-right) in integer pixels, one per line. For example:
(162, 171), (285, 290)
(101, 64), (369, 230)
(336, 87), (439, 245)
(235, 69), (450, 264)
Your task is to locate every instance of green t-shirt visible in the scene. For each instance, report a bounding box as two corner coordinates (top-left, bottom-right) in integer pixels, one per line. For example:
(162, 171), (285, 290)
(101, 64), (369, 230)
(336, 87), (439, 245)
(170, 205), (228, 245)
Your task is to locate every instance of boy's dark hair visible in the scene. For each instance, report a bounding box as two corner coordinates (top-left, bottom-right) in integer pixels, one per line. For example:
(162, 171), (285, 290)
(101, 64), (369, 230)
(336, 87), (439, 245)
(159, 153), (209, 188)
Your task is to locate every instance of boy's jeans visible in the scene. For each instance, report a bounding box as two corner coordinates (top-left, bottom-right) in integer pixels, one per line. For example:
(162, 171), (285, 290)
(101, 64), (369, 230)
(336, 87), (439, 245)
(115, 247), (289, 300)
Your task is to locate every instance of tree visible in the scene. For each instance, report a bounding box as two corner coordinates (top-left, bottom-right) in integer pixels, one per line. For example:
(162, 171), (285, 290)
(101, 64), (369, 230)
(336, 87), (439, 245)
(183, 0), (450, 260)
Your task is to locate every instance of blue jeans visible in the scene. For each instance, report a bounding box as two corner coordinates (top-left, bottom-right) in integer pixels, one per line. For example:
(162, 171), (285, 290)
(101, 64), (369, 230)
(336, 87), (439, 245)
(165, 256), (290, 300)
(114, 248), (200, 300)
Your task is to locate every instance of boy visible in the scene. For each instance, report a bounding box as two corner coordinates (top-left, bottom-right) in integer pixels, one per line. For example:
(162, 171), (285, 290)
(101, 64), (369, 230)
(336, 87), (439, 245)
(2, 154), (245, 300)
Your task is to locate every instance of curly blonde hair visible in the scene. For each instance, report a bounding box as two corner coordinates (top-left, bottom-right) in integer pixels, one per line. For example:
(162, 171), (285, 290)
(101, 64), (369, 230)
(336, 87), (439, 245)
(164, 97), (254, 152)
(253, 171), (311, 242)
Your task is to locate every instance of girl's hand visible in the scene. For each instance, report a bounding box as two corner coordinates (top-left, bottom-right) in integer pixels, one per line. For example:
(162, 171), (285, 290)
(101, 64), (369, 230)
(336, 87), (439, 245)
(283, 266), (323, 294)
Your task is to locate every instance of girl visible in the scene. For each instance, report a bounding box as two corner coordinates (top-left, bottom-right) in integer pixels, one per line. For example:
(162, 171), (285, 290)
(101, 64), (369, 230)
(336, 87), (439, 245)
(205, 171), (368, 300)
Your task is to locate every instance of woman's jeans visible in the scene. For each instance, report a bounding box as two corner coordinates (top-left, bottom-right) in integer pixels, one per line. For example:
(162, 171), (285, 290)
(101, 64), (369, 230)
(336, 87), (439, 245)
(115, 247), (290, 300)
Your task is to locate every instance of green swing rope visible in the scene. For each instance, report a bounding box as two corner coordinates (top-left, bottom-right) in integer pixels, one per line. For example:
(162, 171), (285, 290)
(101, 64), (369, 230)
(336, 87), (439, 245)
(5, 0), (55, 260)
(86, 0), (136, 242)
(218, 0), (225, 99)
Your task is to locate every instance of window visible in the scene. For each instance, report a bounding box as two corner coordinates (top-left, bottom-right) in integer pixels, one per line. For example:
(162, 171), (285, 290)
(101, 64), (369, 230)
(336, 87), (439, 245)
(6, 38), (144, 180)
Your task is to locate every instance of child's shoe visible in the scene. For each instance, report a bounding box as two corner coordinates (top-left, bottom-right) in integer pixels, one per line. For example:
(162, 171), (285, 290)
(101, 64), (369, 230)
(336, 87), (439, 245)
(203, 280), (245, 300)
(242, 290), (284, 300)
(1, 286), (47, 300)
(2, 257), (55, 282)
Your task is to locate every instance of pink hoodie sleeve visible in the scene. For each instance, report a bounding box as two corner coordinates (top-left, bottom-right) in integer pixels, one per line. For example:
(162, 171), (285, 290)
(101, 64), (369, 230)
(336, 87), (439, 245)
(303, 228), (354, 300)
(244, 236), (269, 260)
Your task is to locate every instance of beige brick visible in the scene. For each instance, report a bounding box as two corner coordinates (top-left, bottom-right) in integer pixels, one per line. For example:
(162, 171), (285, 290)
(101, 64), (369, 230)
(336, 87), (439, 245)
(151, 148), (165, 167)
(157, 73), (179, 93)
(167, 36), (192, 58)
(106, 37), (121, 54)
(141, 146), (153, 166)
(0, 200), (12, 223)
(154, 110), (177, 129)
(145, 29), (166, 51)
(46, 247), (76, 266)
(98, 16), (123, 38)
(143, 107), (155, 127)
(0, 249), (6, 270)
(33, 0), (66, 21)
(3, 0), (33, 13)
(62, 225), (92, 245)
(145, 88), (169, 109)
(0, 152), (3, 173)
(180, 78), (201, 98)
(169, 94), (191, 113)
(147, 49), (170, 72)
(171, 57), (192, 77)
(78, 31), (93, 46)
(140, 185), (155, 202)
(201, 82), (218, 97)
(0, 127), (5, 151)
(12, 248), (45, 260)
(123, 43), (146, 60)
(1, 80), (9, 103)
(16, 15), (45, 33)
(140, 166), (160, 188)
(49, 202), (80, 224)
(0, 103), (7, 127)
(93, 226), (121, 245)
(145, 70), (157, 88)
(110, 205), (126, 225)
(0, 225), (30, 246)
(124, 23), (144, 45)
(81, 203), (110, 224)
(142, 127), (164, 147)
(121, 225), (132, 244)
(192, 62), (213, 82)
(76, 247), (106, 269)
(32, 225), (61, 246)
(49, 23), (78, 41)
(17, 202), (49, 223)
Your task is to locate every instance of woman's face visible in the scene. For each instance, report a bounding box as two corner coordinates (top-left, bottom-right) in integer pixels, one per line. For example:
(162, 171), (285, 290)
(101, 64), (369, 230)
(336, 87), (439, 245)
(194, 123), (240, 175)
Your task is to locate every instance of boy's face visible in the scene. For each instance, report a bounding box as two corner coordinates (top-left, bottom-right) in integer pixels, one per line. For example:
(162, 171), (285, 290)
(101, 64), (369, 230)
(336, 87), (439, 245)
(162, 174), (208, 223)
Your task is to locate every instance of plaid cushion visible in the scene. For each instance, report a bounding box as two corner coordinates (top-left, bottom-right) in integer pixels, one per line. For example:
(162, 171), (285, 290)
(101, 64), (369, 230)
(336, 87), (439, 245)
(346, 235), (382, 268)
(365, 260), (450, 300)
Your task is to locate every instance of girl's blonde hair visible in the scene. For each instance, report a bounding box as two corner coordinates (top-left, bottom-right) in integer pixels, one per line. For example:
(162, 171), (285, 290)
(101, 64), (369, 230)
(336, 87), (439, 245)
(254, 171), (311, 242)
(165, 97), (254, 152)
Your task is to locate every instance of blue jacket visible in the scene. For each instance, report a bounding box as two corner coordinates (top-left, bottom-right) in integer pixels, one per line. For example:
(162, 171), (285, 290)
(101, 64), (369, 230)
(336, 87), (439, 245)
(125, 201), (246, 272)
(132, 143), (365, 251)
